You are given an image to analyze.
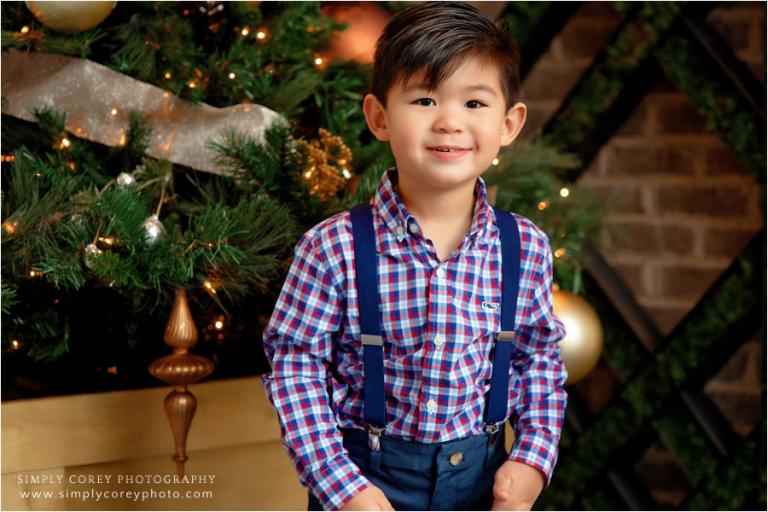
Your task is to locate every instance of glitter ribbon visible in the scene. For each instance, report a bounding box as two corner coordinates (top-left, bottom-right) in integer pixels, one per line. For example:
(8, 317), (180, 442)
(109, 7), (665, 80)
(1, 50), (282, 175)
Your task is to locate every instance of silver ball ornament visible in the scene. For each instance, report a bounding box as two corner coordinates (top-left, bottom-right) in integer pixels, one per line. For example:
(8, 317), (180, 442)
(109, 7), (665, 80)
(116, 172), (136, 187)
(142, 214), (165, 246)
(84, 243), (102, 269)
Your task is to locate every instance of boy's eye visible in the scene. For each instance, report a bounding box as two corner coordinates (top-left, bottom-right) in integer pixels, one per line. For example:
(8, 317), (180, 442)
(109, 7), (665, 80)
(412, 98), (487, 108)
(466, 100), (486, 109)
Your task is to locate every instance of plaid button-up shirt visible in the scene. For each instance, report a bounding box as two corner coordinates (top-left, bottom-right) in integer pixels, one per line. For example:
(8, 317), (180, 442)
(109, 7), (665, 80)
(262, 167), (568, 510)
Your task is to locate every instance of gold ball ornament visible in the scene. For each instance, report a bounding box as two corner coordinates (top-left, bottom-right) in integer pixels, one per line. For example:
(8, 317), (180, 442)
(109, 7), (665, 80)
(553, 289), (604, 385)
(25, 1), (116, 32)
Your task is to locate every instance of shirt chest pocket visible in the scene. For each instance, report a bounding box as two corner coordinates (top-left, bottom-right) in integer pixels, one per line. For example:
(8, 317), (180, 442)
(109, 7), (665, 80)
(447, 298), (500, 340)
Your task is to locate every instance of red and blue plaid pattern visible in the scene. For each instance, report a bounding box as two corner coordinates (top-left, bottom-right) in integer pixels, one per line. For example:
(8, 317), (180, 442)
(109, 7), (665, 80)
(262, 168), (568, 509)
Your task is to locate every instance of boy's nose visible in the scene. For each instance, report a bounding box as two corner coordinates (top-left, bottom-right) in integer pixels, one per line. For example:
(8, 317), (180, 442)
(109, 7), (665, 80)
(432, 111), (464, 134)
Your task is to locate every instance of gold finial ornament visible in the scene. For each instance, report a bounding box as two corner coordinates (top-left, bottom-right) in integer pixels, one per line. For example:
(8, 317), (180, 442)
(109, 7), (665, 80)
(149, 289), (214, 476)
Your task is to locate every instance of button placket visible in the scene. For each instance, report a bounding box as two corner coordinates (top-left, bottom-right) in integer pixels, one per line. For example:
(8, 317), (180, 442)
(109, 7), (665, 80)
(393, 223), (407, 243)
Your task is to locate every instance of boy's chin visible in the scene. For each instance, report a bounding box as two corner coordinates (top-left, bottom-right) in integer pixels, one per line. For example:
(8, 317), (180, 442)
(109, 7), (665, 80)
(400, 164), (483, 187)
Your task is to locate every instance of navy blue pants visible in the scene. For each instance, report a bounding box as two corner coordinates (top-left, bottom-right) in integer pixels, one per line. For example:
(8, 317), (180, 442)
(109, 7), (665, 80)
(307, 428), (508, 511)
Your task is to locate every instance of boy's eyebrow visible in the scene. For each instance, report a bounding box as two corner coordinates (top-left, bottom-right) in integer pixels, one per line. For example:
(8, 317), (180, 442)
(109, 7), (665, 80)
(464, 84), (498, 96)
(403, 82), (498, 96)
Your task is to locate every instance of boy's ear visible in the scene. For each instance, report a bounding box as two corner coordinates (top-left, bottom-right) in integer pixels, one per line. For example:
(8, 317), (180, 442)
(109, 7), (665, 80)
(500, 102), (527, 147)
(363, 93), (390, 142)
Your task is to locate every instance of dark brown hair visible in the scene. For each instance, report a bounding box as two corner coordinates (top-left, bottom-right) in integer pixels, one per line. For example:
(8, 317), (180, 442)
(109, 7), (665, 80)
(369, 1), (521, 110)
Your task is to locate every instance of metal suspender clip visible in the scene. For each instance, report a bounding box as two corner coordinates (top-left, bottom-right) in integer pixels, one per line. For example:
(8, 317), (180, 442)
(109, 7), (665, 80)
(483, 423), (500, 445)
(367, 425), (384, 451)
(496, 330), (516, 342)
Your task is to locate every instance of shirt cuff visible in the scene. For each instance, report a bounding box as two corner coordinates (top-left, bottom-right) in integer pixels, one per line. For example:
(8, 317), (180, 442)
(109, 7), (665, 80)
(306, 453), (373, 510)
(506, 427), (560, 488)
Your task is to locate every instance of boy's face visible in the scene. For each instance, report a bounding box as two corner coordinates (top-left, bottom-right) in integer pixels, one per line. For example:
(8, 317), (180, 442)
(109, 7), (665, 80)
(363, 57), (526, 193)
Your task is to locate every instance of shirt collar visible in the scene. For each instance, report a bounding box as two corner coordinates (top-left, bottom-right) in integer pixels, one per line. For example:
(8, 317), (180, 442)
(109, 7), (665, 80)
(372, 167), (494, 250)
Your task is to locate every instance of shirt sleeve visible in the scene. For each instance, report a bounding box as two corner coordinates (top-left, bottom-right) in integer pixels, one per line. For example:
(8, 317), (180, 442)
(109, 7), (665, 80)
(506, 227), (569, 489)
(260, 230), (372, 509)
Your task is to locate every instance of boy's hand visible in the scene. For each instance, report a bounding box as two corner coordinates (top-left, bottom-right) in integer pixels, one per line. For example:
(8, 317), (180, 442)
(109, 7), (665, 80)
(340, 484), (395, 511)
(491, 460), (545, 511)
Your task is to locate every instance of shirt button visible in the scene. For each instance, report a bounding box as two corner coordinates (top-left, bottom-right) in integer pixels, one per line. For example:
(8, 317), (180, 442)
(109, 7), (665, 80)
(426, 399), (438, 413)
(434, 335), (444, 347)
(408, 222), (420, 234)
(449, 452), (464, 466)
(436, 267), (445, 278)
(395, 225), (404, 236)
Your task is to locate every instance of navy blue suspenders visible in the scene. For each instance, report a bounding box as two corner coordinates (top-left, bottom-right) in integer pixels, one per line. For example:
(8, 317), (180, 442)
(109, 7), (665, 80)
(350, 203), (387, 450)
(349, 202), (521, 466)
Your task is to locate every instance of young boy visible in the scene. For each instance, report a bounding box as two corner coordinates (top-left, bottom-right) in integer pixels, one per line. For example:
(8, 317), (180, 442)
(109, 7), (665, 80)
(261, 2), (568, 510)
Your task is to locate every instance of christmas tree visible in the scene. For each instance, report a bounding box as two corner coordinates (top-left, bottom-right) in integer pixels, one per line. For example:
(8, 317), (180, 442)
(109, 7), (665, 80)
(1, 1), (603, 398)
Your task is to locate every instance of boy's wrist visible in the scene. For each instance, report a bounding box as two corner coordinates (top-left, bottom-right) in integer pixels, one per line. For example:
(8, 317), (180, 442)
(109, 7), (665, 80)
(309, 453), (373, 510)
(507, 426), (559, 488)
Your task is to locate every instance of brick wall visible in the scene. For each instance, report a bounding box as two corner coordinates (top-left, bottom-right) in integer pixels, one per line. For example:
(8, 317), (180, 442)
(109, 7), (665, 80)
(577, 75), (763, 337)
(513, 1), (765, 480)
(520, 2), (624, 141)
(520, 2), (764, 335)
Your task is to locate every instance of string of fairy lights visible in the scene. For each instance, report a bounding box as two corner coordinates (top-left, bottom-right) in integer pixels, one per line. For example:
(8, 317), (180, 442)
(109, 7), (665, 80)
(4, 4), (575, 361)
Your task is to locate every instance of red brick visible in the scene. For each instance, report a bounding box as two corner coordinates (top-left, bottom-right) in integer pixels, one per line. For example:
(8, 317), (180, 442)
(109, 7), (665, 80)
(704, 387), (762, 438)
(703, 227), (759, 258)
(574, 1), (623, 19)
(643, 305), (691, 338)
(606, 222), (695, 255)
(607, 145), (697, 176)
(656, 265), (723, 301)
(577, 183), (645, 213)
(556, 21), (618, 61)
(635, 440), (692, 508)
(655, 185), (752, 216)
(654, 99), (708, 134)
(707, 16), (752, 51)
(705, 146), (745, 175)
(521, 63), (585, 101)
(710, 340), (759, 382)
(610, 262), (647, 295)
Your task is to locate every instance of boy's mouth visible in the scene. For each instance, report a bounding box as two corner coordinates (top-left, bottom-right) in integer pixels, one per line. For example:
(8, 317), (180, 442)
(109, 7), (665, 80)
(426, 145), (471, 161)
(427, 145), (470, 152)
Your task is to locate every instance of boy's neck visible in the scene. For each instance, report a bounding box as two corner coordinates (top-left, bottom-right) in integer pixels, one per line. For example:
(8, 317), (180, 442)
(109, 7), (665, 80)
(394, 171), (477, 230)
